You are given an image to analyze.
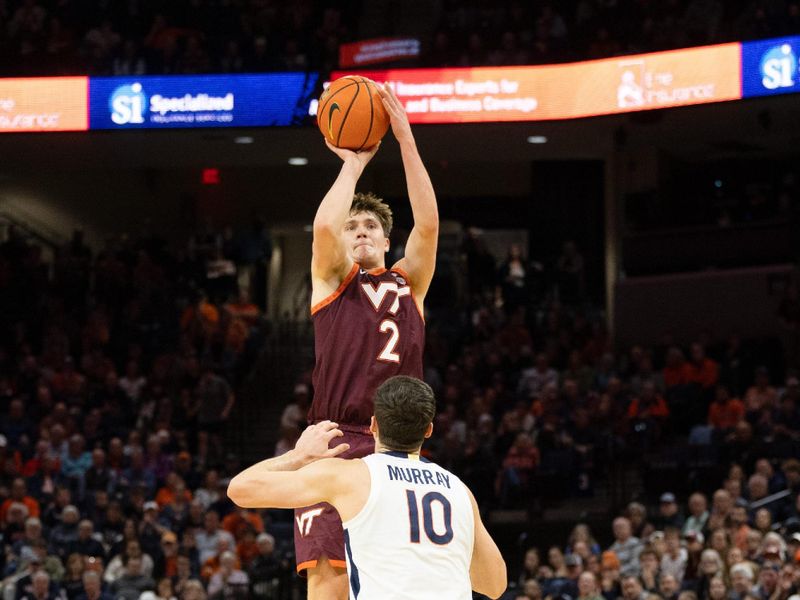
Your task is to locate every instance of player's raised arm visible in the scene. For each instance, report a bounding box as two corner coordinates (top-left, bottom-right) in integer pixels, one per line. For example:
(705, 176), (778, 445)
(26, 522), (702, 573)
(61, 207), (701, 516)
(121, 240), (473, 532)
(312, 142), (381, 283)
(378, 83), (439, 303)
(227, 421), (351, 509)
(466, 489), (507, 599)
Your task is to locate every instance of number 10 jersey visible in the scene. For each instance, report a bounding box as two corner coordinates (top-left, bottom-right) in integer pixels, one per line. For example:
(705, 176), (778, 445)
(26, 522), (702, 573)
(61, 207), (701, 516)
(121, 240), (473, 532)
(342, 452), (474, 600)
(309, 264), (425, 427)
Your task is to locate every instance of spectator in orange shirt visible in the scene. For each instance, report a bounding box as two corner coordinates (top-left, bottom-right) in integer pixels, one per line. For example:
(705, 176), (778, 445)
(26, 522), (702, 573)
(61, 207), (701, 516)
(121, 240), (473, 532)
(222, 507), (264, 538)
(744, 366), (778, 421)
(686, 342), (719, 390)
(663, 347), (691, 389)
(627, 380), (670, 421)
(155, 473), (193, 507)
(708, 385), (745, 432)
(0, 478), (40, 522)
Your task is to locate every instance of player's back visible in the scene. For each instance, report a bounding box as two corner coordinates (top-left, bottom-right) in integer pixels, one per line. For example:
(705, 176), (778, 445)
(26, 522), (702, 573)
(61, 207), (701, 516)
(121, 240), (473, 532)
(310, 265), (425, 426)
(342, 452), (474, 600)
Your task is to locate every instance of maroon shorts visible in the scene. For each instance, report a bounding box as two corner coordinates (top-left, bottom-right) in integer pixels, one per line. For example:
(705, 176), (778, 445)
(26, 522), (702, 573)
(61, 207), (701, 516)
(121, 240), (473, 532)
(294, 426), (374, 574)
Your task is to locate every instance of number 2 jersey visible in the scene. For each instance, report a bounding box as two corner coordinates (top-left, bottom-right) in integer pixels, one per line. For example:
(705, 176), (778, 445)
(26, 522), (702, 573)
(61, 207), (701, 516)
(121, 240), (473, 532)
(309, 264), (425, 426)
(342, 452), (474, 600)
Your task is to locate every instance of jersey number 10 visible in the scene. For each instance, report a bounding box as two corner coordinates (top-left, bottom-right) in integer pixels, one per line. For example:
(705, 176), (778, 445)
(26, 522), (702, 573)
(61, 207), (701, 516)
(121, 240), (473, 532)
(406, 490), (453, 545)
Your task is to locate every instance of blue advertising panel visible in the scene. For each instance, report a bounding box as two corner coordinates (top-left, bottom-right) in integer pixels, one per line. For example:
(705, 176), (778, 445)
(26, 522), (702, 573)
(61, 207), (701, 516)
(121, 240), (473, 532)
(742, 36), (800, 98)
(89, 73), (318, 129)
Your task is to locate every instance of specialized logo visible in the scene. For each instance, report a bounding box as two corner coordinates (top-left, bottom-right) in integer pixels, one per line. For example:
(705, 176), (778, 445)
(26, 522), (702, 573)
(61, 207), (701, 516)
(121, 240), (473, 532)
(295, 508), (324, 537)
(760, 43), (797, 90)
(110, 82), (147, 125)
(361, 281), (411, 315)
(327, 102), (340, 139)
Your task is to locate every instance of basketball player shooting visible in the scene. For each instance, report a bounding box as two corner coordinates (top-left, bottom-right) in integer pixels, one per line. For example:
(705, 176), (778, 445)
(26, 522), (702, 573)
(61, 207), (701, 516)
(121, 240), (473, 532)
(296, 82), (439, 599)
(228, 376), (507, 600)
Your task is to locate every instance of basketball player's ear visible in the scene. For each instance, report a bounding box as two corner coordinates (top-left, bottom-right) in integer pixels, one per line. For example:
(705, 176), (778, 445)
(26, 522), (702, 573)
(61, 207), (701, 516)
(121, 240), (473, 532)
(423, 423), (433, 439)
(383, 236), (389, 253)
(369, 416), (378, 437)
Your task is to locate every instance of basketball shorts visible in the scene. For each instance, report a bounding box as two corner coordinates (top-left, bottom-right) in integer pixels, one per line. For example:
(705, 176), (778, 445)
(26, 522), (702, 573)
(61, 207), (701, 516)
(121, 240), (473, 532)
(293, 426), (374, 574)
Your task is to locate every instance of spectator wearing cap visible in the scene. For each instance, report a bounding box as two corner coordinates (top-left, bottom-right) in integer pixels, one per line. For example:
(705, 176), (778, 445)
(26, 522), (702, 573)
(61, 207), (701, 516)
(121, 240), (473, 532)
(74, 569), (113, 600)
(655, 493), (685, 531)
(683, 493), (710, 537)
(67, 520), (106, 562)
(661, 527), (688, 582)
(609, 517), (643, 578)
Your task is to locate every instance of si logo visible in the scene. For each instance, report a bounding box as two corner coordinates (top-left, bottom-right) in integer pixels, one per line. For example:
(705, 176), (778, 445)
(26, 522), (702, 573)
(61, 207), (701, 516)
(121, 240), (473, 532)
(110, 82), (147, 125)
(760, 43), (797, 90)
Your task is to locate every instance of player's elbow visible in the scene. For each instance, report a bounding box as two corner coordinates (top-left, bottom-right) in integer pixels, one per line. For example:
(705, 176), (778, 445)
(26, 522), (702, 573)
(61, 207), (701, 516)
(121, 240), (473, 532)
(226, 476), (261, 508)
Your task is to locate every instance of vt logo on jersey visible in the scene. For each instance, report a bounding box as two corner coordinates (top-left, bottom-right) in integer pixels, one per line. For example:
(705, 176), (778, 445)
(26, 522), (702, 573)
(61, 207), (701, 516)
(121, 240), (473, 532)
(295, 508), (324, 537)
(361, 281), (411, 315)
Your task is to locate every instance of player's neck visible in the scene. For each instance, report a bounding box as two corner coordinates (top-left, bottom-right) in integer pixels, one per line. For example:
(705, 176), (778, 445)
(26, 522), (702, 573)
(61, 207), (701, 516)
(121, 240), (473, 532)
(356, 259), (385, 272)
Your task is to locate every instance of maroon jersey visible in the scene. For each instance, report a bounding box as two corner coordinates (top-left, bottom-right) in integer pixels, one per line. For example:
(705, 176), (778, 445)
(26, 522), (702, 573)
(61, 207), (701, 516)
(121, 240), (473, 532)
(309, 263), (425, 426)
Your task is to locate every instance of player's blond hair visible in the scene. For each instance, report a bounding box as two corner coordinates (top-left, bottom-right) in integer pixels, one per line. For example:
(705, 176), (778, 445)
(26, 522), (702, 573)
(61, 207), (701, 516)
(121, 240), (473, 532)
(351, 192), (393, 237)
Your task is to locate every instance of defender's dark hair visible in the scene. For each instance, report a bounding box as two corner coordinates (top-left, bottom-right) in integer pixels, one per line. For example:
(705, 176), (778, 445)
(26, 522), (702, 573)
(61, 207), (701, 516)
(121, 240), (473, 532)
(351, 192), (393, 237)
(374, 376), (436, 451)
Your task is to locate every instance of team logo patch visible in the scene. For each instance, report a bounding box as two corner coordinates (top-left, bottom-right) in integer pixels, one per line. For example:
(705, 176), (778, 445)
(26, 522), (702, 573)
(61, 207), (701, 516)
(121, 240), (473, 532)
(296, 508), (324, 537)
(392, 273), (407, 286)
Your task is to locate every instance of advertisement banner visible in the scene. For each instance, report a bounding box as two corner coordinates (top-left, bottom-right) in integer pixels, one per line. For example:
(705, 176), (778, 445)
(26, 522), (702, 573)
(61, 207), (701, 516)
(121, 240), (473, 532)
(332, 43), (741, 123)
(89, 73), (318, 129)
(339, 38), (421, 68)
(0, 77), (88, 132)
(742, 36), (800, 98)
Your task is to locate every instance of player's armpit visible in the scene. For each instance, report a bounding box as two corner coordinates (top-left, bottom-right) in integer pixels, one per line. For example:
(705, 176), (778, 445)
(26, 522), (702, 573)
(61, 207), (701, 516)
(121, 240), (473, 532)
(228, 458), (346, 510)
(467, 489), (507, 599)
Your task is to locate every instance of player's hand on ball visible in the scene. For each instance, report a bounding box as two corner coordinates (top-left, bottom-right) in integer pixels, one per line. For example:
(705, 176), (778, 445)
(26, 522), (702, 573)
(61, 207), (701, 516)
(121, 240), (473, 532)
(295, 420), (350, 462)
(325, 140), (380, 170)
(377, 82), (413, 143)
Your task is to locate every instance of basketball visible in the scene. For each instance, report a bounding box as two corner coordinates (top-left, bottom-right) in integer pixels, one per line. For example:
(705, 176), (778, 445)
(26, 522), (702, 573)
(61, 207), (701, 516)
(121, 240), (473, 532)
(317, 76), (390, 151)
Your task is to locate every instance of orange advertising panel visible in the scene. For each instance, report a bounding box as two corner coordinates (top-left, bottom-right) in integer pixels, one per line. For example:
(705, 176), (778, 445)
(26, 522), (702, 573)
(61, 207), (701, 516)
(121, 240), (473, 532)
(0, 77), (88, 132)
(334, 43), (742, 123)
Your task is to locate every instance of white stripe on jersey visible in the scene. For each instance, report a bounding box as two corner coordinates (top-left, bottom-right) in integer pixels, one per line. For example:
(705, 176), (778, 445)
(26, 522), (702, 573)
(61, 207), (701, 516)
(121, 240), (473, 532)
(342, 452), (474, 600)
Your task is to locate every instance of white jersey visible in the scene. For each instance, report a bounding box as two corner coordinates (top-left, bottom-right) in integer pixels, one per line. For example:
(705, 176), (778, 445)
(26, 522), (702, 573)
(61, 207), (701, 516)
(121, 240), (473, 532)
(342, 451), (474, 600)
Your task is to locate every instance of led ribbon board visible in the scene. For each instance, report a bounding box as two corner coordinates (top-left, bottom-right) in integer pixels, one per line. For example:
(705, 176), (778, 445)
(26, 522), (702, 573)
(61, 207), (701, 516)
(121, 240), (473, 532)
(89, 73), (318, 129)
(741, 36), (800, 98)
(0, 77), (88, 132)
(332, 43), (742, 123)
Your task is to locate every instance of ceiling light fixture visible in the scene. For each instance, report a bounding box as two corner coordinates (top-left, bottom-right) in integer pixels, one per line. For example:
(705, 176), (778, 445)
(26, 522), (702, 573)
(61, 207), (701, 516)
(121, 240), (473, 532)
(288, 157), (309, 166)
(527, 135), (548, 144)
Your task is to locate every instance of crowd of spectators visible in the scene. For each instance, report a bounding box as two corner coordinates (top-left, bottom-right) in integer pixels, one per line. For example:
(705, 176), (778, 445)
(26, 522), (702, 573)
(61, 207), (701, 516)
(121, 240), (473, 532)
(0, 0), (798, 77)
(2, 215), (799, 599)
(501, 461), (800, 600)
(0, 223), (287, 599)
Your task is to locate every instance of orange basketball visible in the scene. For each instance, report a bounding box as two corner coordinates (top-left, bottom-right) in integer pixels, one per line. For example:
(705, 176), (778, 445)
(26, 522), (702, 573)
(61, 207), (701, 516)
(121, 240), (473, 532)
(317, 76), (390, 151)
